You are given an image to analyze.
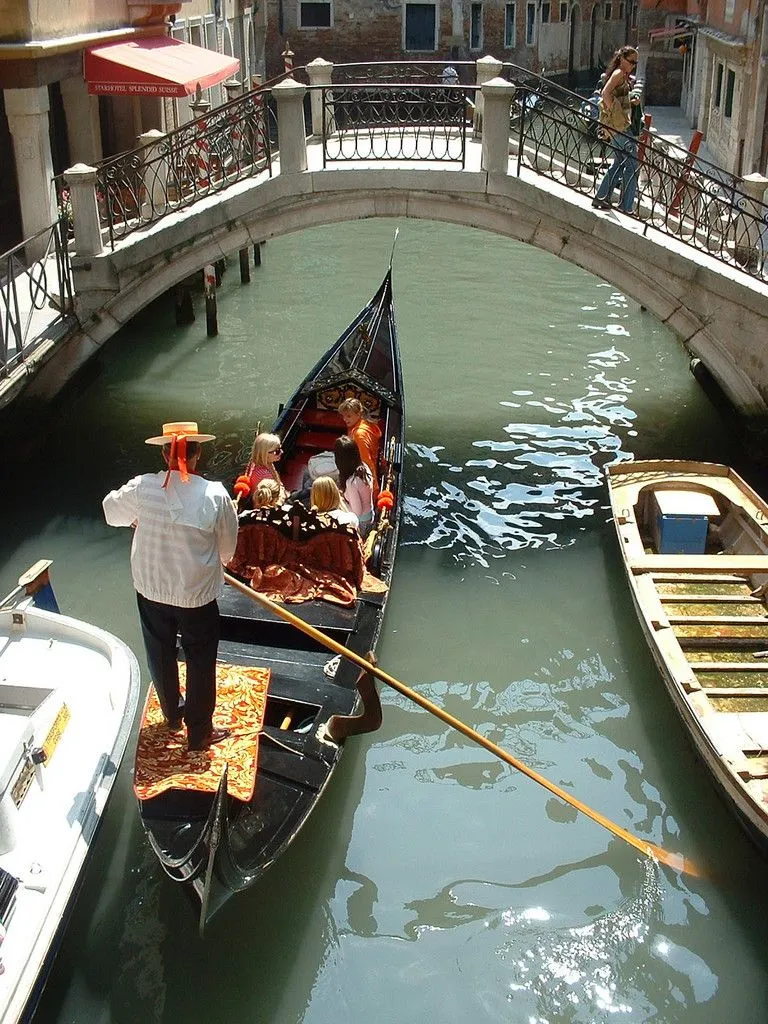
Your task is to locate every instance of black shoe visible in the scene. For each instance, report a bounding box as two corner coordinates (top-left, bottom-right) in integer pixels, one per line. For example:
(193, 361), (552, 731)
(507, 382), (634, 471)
(187, 727), (231, 752)
(165, 717), (184, 731)
(591, 198), (612, 210)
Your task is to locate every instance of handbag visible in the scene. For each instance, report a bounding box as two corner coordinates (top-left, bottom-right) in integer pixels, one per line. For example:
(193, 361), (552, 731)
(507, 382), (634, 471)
(597, 98), (630, 141)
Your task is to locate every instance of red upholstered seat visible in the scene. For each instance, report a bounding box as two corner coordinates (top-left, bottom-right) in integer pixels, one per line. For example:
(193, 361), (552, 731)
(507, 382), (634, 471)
(296, 430), (339, 452)
(228, 504), (365, 605)
(301, 408), (345, 429)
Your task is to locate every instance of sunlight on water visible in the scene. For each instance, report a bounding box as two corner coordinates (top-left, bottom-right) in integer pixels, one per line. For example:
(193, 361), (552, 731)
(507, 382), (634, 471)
(403, 293), (649, 565)
(22, 219), (768, 1024)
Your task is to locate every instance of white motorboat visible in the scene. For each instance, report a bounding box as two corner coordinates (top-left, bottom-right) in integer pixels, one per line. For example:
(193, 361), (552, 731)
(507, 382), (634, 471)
(0, 561), (140, 1024)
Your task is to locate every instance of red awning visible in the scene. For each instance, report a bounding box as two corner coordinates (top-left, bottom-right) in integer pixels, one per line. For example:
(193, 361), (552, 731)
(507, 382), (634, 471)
(648, 25), (696, 41)
(84, 37), (240, 97)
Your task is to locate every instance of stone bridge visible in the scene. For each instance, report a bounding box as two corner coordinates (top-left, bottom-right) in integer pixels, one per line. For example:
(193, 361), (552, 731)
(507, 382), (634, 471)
(34, 64), (768, 428)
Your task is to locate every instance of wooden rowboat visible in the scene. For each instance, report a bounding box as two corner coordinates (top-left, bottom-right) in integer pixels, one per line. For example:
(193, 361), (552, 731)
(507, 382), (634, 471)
(0, 561), (140, 1024)
(606, 459), (768, 854)
(135, 263), (405, 931)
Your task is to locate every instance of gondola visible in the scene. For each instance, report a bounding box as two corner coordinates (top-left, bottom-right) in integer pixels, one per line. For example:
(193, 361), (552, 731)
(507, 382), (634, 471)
(607, 459), (768, 855)
(134, 259), (404, 931)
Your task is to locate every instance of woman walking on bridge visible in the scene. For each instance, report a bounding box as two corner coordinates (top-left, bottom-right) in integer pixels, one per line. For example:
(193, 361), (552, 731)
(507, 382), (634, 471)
(592, 46), (642, 214)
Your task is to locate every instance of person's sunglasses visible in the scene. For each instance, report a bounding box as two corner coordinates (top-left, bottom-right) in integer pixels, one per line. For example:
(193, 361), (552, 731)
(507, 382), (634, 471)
(269, 446), (282, 454)
(625, 57), (637, 65)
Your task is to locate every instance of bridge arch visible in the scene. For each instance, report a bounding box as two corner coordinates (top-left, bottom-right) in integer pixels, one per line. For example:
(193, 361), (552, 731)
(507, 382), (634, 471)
(66, 168), (768, 420)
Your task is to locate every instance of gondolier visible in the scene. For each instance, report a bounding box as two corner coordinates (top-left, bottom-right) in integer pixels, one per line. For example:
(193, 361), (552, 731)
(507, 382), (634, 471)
(103, 421), (238, 751)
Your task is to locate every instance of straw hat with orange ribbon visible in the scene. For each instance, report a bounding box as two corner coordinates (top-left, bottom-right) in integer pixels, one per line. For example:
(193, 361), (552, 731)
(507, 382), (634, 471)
(145, 421), (216, 486)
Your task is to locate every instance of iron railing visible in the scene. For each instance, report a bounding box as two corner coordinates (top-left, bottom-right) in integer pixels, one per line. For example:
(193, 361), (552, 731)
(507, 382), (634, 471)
(53, 78), (295, 250)
(332, 60), (475, 84)
(506, 83), (768, 279)
(322, 83), (470, 165)
(50, 57), (767, 281)
(0, 219), (75, 377)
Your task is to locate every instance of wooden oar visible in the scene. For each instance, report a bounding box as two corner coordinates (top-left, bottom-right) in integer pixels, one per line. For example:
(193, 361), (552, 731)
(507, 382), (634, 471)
(223, 571), (703, 878)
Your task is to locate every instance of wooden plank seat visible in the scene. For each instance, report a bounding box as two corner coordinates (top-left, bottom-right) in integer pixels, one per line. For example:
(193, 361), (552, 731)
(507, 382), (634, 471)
(667, 614), (768, 626)
(653, 574), (751, 584)
(729, 756), (768, 780)
(631, 555), (768, 574)
(703, 688), (768, 697)
(681, 636), (768, 649)
(658, 593), (762, 604)
(693, 662), (768, 672)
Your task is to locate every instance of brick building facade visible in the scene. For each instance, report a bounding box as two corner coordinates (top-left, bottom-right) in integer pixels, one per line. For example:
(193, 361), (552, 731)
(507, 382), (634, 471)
(264, 0), (638, 81)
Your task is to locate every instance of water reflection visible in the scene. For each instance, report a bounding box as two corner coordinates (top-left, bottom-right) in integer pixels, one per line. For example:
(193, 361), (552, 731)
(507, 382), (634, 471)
(23, 220), (768, 1024)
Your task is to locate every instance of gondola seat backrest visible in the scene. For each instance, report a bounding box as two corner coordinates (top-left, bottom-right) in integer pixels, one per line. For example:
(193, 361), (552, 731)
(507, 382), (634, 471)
(229, 503), (364, 588)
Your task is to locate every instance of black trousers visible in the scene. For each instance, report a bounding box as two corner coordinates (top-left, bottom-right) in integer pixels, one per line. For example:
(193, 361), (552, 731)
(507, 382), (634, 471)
(136, 593), (220, 747)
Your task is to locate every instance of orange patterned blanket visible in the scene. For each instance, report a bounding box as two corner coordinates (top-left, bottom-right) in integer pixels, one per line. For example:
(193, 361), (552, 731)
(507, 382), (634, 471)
(133, 662), (271, 803)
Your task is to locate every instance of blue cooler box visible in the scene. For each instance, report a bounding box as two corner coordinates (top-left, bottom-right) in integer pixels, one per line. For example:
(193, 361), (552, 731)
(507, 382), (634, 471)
(652, 490), (719, 554)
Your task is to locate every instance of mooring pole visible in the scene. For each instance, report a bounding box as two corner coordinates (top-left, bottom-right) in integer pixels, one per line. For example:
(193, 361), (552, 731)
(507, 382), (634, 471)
(175, 284), (195, 325)
(214, 258), (226, 287)
(204, 263), (218, 336)
(239, 247), (250, 283)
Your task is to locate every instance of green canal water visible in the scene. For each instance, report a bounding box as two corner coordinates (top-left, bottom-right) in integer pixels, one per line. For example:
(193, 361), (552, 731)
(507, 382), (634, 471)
(5, 219), (768, 1023)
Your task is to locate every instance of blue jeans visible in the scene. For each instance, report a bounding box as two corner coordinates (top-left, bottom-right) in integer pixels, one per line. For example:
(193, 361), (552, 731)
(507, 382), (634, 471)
(595, 133), (639, 213)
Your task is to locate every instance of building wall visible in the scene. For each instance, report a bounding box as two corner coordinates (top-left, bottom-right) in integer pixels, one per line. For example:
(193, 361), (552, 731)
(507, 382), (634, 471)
(264, 0), (634, 78)
(0, 1), (128, 42)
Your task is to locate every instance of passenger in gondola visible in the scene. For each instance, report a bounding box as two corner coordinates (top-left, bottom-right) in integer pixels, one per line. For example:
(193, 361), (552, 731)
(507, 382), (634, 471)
(252, 478), (283, 510)
(338, 398), (381, 492)
(310, 476), (360, 530)
(245, 432), (288, 506)
(334, 435), (374, 538)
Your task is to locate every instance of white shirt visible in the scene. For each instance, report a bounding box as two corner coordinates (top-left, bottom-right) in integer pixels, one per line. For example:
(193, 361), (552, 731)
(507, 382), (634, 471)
(327, 508), (360, 528)
(103, 471), (239, 608)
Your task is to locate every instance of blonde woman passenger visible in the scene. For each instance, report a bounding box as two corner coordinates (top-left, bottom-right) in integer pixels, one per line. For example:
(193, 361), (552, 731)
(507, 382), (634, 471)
(310, 476), (360, 530)
(245, 432), (287, 505)
(252, 478), (282, 510)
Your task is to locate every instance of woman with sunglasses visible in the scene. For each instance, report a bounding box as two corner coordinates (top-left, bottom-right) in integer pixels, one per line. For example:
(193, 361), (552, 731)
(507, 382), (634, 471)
(245, 432), (288, 506)
(592, 47), (641, 213)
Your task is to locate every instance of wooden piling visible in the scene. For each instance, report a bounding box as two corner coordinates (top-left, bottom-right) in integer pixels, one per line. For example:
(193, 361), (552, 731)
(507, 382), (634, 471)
(239, 247), (250, 283)
(175, 285), (195, 326)
(204, 264), (218, 337)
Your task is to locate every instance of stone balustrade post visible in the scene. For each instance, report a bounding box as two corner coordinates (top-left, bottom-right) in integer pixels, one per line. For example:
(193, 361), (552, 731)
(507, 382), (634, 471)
(63, 163), (104, 258)
(474, 55), (503, 137)
(481, 77), (515, 174)
(137, 129), (168, 222)
(5, 86), (57, 261)
(737, 172), (768, 275)
(224, 78), (243, 102)
(307, 58), (334, 138)
(273, 78), (308, 173)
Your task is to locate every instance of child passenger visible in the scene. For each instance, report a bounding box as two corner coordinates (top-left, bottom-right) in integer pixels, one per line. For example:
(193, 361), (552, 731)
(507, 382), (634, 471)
(252, 478), (282, 510)
(310, 476), (360, 530)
